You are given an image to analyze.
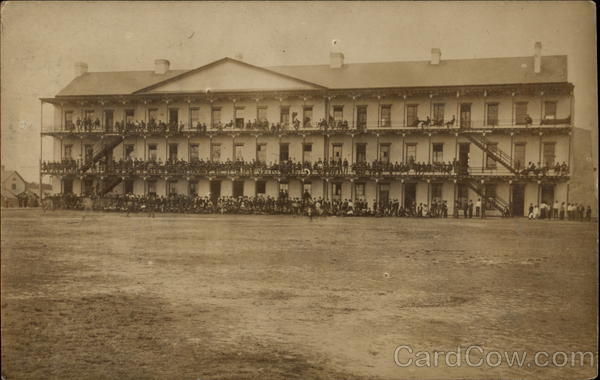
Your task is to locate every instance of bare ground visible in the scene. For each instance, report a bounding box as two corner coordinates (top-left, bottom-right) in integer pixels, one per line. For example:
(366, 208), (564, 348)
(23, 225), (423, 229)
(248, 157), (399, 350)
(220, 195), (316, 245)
(1, 209), (597, 379)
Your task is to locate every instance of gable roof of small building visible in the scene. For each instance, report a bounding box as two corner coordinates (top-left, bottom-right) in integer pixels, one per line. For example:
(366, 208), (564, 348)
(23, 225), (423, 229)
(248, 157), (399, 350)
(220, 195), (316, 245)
(54, 55), (568, 97)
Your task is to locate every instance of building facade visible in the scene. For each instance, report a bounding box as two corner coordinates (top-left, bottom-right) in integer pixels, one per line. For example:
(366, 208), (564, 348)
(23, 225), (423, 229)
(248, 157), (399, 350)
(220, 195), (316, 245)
(41, 43), (574, 216)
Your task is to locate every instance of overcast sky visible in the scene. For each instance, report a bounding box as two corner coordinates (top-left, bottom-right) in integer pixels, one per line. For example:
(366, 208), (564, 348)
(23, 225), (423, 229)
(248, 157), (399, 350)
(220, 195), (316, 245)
(1, 1), (596, 181)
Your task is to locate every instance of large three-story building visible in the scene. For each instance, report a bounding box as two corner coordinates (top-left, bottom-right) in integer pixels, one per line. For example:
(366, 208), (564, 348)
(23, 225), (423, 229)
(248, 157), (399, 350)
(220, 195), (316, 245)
(41, 42), (574, 216)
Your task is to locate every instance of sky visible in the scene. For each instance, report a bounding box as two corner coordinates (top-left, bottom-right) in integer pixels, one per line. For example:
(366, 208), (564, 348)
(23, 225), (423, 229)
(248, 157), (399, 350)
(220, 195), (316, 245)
(1, 1), (597, 182)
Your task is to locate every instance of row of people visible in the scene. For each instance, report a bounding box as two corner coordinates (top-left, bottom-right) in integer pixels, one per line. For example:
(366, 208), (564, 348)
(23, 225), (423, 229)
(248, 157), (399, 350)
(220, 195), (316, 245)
(528, 201), (592, 221)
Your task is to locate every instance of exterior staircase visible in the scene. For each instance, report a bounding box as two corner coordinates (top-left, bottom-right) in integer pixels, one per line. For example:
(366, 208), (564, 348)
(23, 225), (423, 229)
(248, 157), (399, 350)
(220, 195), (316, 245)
(464, 179), (511, 216)
(463, 133), (518, 174)
(100, 176), (122, 195)
(80, 136), (124, 173)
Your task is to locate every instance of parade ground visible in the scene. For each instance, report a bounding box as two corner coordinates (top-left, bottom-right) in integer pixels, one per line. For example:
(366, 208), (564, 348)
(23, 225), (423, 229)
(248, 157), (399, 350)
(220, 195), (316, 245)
(1, 209), (597, 380)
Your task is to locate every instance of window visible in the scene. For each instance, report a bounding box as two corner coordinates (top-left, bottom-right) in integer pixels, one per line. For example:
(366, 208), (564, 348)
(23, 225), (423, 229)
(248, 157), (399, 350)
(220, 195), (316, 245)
(407, 104), (419, 127)
(84, 110), (95, 120)
(302, 182), (312, 196)
(432, 143), (443, 163)
(431, 183), (443, 202)
(125, 144), (134, 159)
(11, 183), (16, 190)
(257, 106), (267, 123)
(168, 144), (178, 162)
(303, 143), (312, 163)
(356, 143), (366, 163)
(147, 180), (157, 195)
(148, 108), (158, 122)
(280, 106), (290, 124)
(211, 107), (221, 128)
(189, 144), (199, 161)
(303, 106), (313, 126)
(148, 144), (158, 161)
(189, 181), (198, 196)
(84, 144), (93, 162)
(515, 102), (528, 125)
(234, 106), (245, 129)
(124, 180), (134, 194)
(355, 183), (366, 199)
(331, 144), (343, 161)
(64, 111), (74, 129)
(332, 183), (342, 200)
(167, 180), (177, 195)
(190, 108), (200, 125)
(64, 144), (73, 160)
(256, 144), (266, 163)
(433, 103), (445, 124)
(460, 103), (471, 128)
(486, 103), (499, 126)
(256, 180), (266, 195)
(333, 106), (343, 122)
(211, 144), (221, 161)
(279, 143), (289, 161)
(543, 142), (556, 166)
(125, 109), (135, 123)
(168, 108), (179, 124)
(405, 143), (417, 163)
(485, 143), (498, 169)
(379, 144), (390, 163)
(514, 143), (526, 170)
(544, 101), (557, 119)
(234, 144), (244, 161)
(380, 105), (391, 127)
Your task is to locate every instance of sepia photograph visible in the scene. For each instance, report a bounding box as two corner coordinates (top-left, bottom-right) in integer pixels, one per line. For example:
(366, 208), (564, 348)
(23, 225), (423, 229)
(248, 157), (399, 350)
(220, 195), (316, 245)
(1, 1), (598, 379)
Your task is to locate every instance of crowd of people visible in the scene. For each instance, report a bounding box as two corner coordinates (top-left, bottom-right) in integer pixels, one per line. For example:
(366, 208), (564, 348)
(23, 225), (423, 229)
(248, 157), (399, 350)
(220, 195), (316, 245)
(42, 157), (461, 177)
(527, 201), (592, 221)
(44, 192), (455, 218)
(42, 156), (570, 179)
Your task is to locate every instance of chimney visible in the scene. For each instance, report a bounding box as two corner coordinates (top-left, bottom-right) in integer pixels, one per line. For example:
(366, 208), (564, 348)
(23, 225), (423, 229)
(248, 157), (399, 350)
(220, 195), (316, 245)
(329, 52), (344, 69)
(430, 48), (441, 65)
(154, 59), (170, 75)
(534, 41), (542, 74)
(74, 62), (88, 77)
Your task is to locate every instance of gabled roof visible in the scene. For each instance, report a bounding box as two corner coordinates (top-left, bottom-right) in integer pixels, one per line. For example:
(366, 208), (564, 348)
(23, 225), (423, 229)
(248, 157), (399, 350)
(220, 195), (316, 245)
(134, 57), (327, 94)
(53, 55), (569, 97)
(1, 170), (27, 185)
(267, 55), (568, 89)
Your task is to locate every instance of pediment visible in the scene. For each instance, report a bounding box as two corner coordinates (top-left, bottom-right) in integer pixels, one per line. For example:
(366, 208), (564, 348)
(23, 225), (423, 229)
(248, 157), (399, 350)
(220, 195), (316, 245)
(137, 58), (324, 94)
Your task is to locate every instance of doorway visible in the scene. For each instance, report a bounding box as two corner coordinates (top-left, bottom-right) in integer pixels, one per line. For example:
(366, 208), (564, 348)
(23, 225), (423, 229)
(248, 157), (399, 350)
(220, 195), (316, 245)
(104, 110), (114, 132)
(233, 181), (244, 198)
(404, 183), (416, 209)
(357, 106), (367, 130)
(458, 143), (470, 174)
(511, 184), (525, 216)
(460, 104), (471, 128)
(210, 181), (221, 202)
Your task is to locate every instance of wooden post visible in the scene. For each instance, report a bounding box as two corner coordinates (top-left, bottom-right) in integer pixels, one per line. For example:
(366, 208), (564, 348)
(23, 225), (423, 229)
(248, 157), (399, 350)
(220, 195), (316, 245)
(39, 101), (43, 201)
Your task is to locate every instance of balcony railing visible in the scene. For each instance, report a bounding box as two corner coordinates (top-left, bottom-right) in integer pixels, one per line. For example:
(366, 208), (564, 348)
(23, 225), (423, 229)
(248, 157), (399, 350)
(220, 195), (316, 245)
(42, 116), (572, 136)
(41, 159), (570, 179)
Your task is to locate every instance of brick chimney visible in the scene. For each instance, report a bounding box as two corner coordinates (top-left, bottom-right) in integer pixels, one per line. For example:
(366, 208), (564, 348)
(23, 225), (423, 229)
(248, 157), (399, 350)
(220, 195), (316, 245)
(154, 59), (170, 75)
(74, 62), (88, 77)
(534, 42), (542, 74)
(430, 48), (441, 65)
(329, 52), (344, 69)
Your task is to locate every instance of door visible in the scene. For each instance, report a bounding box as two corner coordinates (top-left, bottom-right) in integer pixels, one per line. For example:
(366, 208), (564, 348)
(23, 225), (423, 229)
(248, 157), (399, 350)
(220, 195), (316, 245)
(541, 184), (555, 205)
(357, 106), (367, 130)
(104, 110), (114, 132)
(169, 144), (178, 162)
(511, 184), (525, 216)
(379, 144), (390, 163)
(460, 104), (471, 128)
(513, 143), (526, 170)
(233, 181), (244, 197)
(256, 144), (266, 163)
(458, 143), (470, 174)
(210, 181), (221, 202)
(356, 143), (366, 163)
(169, 108), (179, 125)
(279, 143), (289, 162)
(84, 144), (93, 163)
(303, 144), (312, 163)
(404, 183), (416, 209)
(379, 184), (390, 204)
(332, 144), (343, 161)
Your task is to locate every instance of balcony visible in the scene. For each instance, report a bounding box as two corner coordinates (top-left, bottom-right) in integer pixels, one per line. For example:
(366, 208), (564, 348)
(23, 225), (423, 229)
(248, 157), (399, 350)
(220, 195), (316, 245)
(41, 159), (570, 181)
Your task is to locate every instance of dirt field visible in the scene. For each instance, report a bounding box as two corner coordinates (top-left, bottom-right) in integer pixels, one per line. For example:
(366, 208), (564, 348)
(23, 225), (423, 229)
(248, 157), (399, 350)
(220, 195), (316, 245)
(1, 209), (597, 380)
